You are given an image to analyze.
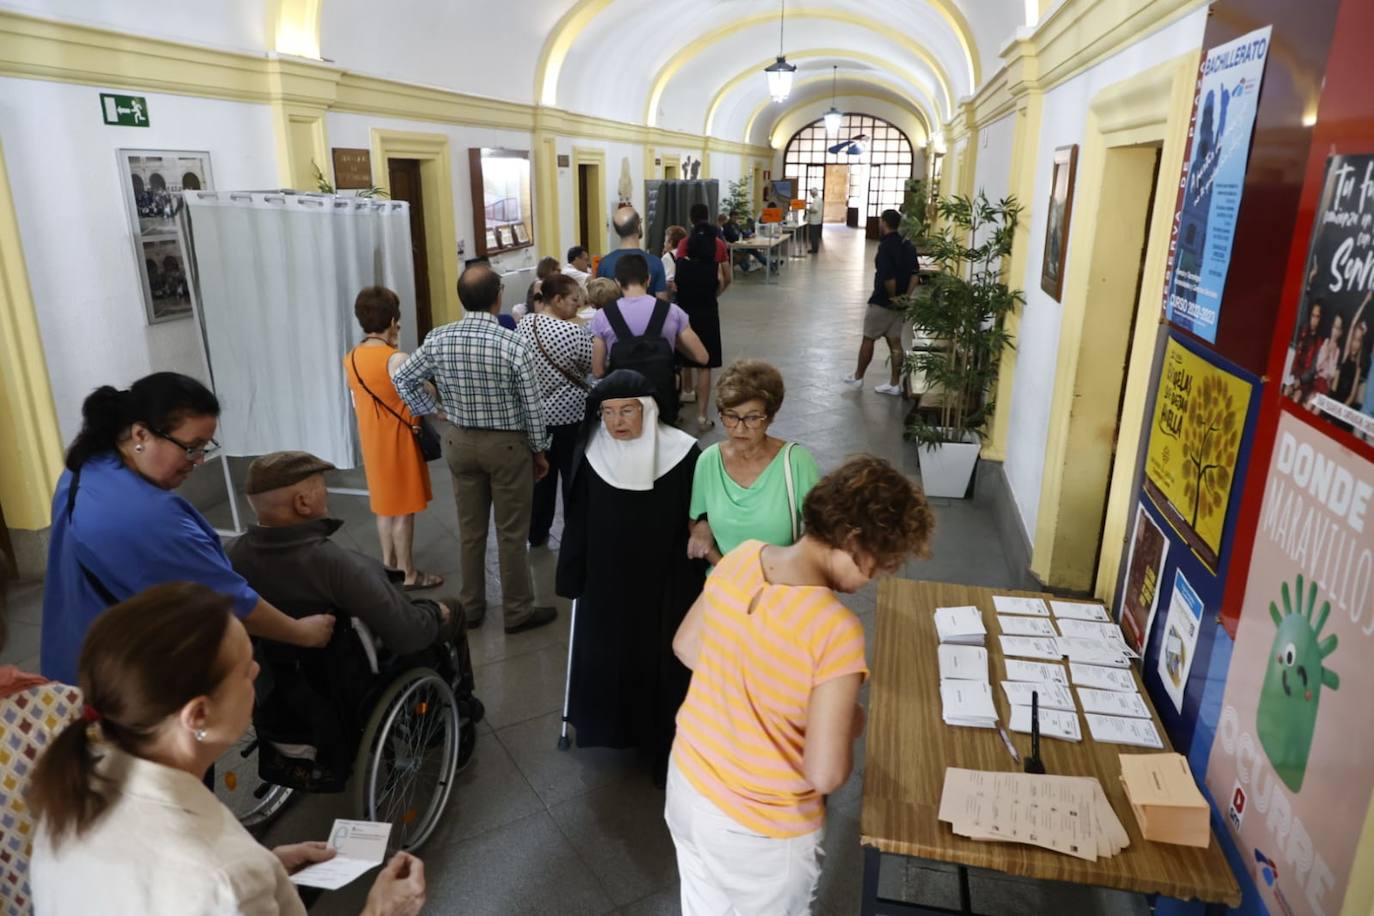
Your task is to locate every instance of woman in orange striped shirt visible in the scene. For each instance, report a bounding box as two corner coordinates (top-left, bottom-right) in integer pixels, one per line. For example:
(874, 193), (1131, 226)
(667, 455), (934, 915)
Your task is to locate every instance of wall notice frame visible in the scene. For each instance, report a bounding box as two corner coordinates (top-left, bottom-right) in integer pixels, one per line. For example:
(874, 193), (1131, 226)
(117, 149), (213, 324)
(469, 148), (533, 257)
(1040, 145), (1077, 301)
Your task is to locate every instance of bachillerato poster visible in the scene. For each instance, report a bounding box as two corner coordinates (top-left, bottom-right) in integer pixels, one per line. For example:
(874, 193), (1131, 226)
(1206, 411), (1374, 916)
(1144, 337), (1254, 571)
(1163, 26), (1271, 343)
(1282, 153), (1374, 443)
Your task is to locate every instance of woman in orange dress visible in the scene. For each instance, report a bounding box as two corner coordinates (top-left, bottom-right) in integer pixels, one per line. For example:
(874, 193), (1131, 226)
(344, 286), (441, 590)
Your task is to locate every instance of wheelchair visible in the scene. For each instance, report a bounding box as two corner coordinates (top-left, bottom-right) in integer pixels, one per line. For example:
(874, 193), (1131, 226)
(215, 617), (476, 851)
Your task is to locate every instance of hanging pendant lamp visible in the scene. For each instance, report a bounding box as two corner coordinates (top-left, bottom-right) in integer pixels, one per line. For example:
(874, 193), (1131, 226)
(823, 65), (843, 135)
(763, 0), (796, 102)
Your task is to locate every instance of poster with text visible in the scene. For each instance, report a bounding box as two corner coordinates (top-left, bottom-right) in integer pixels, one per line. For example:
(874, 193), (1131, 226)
(1118, 501), (1170, 655)
(1206, 411), (1374, 916)
(1156, 568), (1203, 713)
(1282, 153), (1374, 444)
(1163, 26), (1271, 343)
(1145, 337), (1253, 571)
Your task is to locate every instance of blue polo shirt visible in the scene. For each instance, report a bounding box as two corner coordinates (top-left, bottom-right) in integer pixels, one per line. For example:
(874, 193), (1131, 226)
(40, 453), (259, 684)
(596, 248), (668, 296)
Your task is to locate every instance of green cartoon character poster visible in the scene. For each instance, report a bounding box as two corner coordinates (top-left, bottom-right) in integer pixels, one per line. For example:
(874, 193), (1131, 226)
(1255, 575), (1339, 792)
(1206, 413), (1374, 916)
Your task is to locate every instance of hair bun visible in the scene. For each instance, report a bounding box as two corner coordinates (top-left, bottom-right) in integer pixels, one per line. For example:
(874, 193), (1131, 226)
(81, 386), (127, 423)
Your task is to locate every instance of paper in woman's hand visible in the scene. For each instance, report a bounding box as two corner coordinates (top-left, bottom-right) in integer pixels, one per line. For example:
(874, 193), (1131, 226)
(289, 820), (393, 890)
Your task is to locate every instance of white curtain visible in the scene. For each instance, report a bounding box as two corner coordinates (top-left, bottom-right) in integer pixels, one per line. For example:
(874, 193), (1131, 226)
(184, 192), (416, 468)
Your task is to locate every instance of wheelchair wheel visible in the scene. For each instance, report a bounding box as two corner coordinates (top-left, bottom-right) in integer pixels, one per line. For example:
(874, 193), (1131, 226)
(215, 725), (296, 829)
(351, 667), (460, 852)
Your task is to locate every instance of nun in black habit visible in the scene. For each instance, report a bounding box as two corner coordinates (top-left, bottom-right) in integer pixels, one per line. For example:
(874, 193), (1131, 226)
(556, 370), (706, 781)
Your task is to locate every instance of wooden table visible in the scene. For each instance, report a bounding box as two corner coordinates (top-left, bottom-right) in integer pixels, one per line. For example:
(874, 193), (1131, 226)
(728, 234), (787, 284)
(859, 579), (1241, 916)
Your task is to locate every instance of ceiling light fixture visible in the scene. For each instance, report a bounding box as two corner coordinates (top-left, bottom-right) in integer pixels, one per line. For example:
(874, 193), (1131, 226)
(823, 65), (843, 136)
(763, 0), (796, 102)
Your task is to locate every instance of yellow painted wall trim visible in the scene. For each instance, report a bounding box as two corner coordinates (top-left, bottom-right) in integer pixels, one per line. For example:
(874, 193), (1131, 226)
(368, 129), (462, 326)
(766, 90), (932, 150)
(642, 7), (972, 128)
(268, 0), (323, 59)
(534, 133), (561, 258)
(0, 138), (63, 530)
(704, 48), (942, 138)
(532, 0), (616, 106)
(1028, 52), (1199, 591)
(746, 74), (935, 149)
(571, 146), (609, 257)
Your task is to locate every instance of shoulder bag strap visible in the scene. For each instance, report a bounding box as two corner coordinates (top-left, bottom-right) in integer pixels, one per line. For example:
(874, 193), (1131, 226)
(65, 467), (122, 607)
(351, 348), (419, 434)
(645, 298), (671, 339)
(533, 315), (590, 391)
(603, 302), (634, 341)
(782, 442), (798, 543)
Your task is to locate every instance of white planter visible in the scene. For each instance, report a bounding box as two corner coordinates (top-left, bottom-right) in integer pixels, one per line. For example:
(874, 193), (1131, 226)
(917, 435), (981, 498)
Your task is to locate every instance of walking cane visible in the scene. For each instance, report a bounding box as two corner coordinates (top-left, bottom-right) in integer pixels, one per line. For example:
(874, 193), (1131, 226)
(557, 598), (578, 750)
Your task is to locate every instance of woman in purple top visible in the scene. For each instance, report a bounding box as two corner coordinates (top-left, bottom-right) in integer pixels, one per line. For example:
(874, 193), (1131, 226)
(588, 253), (708, 425)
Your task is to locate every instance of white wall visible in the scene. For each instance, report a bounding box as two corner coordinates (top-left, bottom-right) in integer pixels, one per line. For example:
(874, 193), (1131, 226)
(0, 76), (280, 443)
(999, 6), (1207, 543)
(970, 112), (1015, 251)
(0, 0), (268, 53)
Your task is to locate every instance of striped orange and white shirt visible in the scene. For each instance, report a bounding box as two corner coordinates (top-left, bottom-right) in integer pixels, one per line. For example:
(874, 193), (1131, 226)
(672, 540), (868, 838)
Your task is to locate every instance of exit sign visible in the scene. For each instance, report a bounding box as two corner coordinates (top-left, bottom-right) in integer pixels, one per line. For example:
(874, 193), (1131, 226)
(100, 93), (149, 127)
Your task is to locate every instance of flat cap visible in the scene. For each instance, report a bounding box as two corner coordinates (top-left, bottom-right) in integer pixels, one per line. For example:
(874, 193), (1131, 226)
(245, 451), (336, 495)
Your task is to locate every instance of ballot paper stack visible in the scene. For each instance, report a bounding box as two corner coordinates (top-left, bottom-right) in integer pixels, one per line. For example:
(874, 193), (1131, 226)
(938, 643), (997, 728)
(934, 605), (987, 646)
(1068, 662), (1165, 748)
(939, 768), (1130, 862)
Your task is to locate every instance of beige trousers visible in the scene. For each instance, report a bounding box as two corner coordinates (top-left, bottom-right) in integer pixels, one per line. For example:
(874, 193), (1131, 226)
(444, 426), (535, 627)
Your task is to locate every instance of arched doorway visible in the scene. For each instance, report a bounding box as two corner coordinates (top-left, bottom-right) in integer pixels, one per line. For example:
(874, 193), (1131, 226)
(182, 172), (201, 190)
(782, 113), (915, 234)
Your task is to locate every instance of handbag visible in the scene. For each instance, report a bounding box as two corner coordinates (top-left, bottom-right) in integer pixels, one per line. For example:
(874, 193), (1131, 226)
(532, 314), (591, 391)
(782, 442), (799, 543)
(350, 348), (443, 462)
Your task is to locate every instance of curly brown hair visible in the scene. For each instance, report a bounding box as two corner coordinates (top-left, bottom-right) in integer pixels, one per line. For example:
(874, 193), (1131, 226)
(716, 359), (786, 417)
(585, 277), (621, 309)
(802, 455), (934, 570)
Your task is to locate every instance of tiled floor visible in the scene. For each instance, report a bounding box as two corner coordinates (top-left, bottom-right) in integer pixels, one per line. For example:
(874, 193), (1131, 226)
(2, 227), (1146, 915)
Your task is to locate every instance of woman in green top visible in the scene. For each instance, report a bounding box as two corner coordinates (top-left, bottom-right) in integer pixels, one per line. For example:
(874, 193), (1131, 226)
(687, 360), (821, 565)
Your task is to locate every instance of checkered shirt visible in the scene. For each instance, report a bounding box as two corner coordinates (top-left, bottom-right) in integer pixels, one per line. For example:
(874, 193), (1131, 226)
(393, 312), (551, 452)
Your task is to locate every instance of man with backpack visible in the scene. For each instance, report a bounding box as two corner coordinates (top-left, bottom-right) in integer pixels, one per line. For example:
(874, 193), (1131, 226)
(588, 253), (709, 426)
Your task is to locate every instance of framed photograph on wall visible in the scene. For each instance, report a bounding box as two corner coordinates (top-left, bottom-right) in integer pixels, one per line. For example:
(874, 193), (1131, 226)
(513, 223), (530, 245)
(1040, 144), (1077, 301)
(117, 149), (213, 324)
(493, 226), (506, 248)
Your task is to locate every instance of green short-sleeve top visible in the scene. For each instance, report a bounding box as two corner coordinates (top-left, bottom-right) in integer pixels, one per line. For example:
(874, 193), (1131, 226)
(689, 441), (821, 558)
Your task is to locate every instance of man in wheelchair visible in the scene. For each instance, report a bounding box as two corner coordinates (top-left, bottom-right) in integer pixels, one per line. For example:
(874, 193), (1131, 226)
(228, 451), (481, 794)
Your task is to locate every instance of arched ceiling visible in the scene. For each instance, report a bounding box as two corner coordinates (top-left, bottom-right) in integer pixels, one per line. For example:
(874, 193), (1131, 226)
(39, 0), (1027, 145)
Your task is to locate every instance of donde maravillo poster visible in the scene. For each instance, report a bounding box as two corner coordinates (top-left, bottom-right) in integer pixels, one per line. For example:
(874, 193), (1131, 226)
(1206, 412), (1374, 916)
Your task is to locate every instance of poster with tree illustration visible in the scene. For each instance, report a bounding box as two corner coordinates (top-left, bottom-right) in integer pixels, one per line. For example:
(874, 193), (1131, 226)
(1144, 336), (1254, 571)
(1205, 410), (1374, 916)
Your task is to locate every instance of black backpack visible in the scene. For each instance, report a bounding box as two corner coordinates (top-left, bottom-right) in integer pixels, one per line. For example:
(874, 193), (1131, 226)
(603, 299), (679, 422)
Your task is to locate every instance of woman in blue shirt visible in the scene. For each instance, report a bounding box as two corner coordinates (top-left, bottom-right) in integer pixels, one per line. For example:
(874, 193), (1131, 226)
(40, 372), (334, 684)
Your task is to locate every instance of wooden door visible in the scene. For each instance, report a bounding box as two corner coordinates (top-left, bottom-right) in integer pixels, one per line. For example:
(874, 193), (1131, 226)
(578, 164), (593, 250)
(823, 164), (849, 223)
(386, 158), (433, 339)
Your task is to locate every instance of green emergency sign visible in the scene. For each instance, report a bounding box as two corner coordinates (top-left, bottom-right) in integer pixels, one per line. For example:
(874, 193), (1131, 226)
(100, 93), (149, 127)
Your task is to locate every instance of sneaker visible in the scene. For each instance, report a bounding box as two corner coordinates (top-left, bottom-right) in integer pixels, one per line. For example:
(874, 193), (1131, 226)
(505, 605), (557, 634)
(840, 376), (863, 388)
(875, 383), (903, 396)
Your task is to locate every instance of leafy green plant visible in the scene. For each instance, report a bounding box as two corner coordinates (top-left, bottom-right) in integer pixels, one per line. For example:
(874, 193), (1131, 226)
(723, 175), (752, 219)
(899, 176), (936, 247)
(901, 190), (1024, 450)
(311, 161), (390, 199)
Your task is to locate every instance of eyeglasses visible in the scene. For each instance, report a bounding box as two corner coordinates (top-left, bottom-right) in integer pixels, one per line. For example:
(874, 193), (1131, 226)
(599, 405), (644, 420)
(719, 410), (769, 429)
(152, 429), (221, 462)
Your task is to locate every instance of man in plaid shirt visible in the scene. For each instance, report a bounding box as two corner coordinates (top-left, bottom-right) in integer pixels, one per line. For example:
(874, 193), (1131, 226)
(393, 264), (557, 634)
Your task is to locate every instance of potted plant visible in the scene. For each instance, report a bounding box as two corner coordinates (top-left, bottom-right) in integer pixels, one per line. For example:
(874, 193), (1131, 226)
(900, 186), (1023, 498)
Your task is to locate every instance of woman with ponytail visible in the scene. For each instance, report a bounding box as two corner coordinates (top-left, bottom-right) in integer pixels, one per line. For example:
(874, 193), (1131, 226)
(40, 372), (334, 685)
(29, 584), (426, 916)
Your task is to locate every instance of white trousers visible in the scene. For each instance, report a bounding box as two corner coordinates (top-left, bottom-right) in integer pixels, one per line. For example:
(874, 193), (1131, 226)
(664, 760), (825, 916)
